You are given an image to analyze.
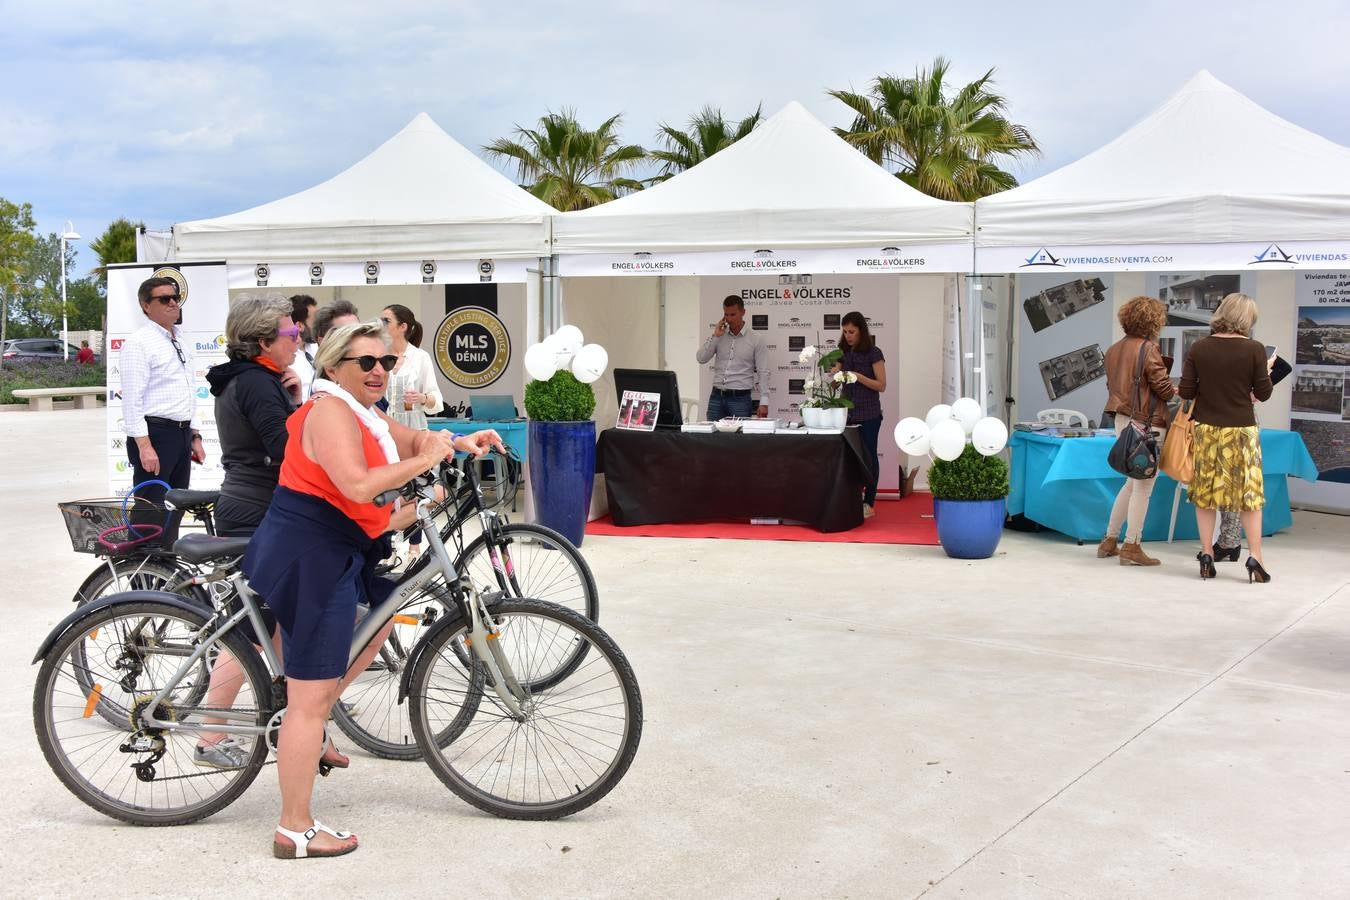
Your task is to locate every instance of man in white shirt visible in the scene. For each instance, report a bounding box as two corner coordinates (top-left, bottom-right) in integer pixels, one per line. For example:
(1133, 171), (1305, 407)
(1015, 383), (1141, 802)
(121, 276), (205, 542)
(696, 295), (770, 420)
(288, 294), (319, 401)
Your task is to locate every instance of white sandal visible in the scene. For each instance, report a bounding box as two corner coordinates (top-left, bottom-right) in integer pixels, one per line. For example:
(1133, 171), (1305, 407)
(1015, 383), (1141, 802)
(272, 820), (357, 859)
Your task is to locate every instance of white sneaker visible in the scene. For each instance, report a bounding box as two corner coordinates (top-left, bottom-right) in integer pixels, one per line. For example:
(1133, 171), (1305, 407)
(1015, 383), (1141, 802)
(863, 504), (875, 519)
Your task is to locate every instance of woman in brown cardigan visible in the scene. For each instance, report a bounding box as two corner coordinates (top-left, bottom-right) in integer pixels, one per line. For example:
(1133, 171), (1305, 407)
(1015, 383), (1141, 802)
(1179, 293), (1274, 582)
(1098, 296), (1176, 566)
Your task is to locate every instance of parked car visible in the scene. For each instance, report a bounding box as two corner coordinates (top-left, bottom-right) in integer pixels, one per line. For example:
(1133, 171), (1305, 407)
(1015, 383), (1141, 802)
(1, 338), (101, 363)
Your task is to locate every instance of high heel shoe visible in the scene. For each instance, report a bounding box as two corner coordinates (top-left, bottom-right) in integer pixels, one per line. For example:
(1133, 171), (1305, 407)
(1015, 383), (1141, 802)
(1245, 557), (1271, 584)
(1197, 552), (1216, 580)
(1212, 544), (1241, 562)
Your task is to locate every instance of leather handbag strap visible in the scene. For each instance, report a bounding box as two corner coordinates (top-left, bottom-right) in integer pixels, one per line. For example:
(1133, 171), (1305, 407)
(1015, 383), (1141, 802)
(1131, 339), (1154, 424)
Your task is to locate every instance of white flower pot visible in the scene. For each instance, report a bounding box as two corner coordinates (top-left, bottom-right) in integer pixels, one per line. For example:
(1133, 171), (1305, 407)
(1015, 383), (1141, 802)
(820, 407), (848, 429)
(801, 407), (823, 428)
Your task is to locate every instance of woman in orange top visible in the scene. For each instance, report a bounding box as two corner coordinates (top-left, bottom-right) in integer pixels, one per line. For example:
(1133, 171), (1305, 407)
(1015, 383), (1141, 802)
(243, 323), (501, 859)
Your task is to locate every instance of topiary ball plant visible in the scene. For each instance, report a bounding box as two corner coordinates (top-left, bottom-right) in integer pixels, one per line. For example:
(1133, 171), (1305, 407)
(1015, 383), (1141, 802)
(523, 371), (596, 422)
(927, 444), (1010, 501)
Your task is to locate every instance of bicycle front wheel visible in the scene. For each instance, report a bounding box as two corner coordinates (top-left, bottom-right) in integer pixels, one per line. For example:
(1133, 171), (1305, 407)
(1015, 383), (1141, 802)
(33, 597), (272, 826)
(456, 523), (599, 623)
(408, 598), (642, 820)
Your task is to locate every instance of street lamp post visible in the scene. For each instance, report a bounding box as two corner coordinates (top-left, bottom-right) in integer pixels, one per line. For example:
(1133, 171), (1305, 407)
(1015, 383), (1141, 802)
(60, 221), (81, 360)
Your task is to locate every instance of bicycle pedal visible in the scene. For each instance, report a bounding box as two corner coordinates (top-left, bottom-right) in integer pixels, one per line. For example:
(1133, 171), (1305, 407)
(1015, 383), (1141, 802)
(317, 761), (334, 777)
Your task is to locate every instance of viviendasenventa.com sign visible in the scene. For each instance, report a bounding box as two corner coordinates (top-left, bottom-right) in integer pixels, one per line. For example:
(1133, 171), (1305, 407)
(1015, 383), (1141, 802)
(976, 240), (1350, 274)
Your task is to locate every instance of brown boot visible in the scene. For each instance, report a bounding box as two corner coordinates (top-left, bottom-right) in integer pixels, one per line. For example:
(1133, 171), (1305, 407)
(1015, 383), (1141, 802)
(1096, 536), (1119, 558)
(1118, 541), (1161, 566)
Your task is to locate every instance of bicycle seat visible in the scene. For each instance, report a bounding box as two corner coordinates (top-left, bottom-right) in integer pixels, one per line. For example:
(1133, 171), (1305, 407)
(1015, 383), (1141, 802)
(165, 489), (220, 511)
(173, 533), (251, 564)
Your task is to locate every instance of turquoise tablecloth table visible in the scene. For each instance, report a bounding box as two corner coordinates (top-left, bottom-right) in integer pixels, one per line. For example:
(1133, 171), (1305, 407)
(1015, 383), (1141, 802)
(1008, 429), (1319, 542)
(428, 418), (528, 461)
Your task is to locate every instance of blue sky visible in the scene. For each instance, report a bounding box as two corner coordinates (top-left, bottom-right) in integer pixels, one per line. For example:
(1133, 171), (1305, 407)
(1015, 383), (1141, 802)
(4, 0), (1348, 271)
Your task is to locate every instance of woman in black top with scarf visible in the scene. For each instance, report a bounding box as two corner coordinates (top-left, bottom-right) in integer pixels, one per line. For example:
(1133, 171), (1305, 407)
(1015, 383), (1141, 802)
(207, 294), (304, 536)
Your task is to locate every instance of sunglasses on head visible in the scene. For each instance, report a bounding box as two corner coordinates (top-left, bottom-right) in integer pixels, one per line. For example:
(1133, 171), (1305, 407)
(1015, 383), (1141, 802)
(340, 354), (399, 373)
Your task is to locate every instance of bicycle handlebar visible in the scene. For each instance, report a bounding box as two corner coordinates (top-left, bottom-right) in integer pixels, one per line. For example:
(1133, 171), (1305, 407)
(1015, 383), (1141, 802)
(375, 443), (522, 511)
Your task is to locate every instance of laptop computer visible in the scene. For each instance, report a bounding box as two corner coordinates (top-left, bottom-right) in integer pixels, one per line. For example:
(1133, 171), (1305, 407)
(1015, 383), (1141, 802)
(469, 394), (519, 420)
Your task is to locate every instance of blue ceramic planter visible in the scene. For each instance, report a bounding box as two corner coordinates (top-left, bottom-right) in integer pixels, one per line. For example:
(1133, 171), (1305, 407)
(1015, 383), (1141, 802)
(527, 420), (596, 547)
(933, 498), (1007, 559)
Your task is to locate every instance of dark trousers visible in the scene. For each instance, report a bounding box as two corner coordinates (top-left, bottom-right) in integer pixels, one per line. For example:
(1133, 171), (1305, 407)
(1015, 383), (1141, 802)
(856, 417), (882, 506)
(706, 391), (755, 421)
(127, 421), (193, 544)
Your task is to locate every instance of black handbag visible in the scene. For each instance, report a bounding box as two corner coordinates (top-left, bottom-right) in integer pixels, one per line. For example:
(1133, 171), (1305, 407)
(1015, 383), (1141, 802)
(1106, 341), (1159, 480)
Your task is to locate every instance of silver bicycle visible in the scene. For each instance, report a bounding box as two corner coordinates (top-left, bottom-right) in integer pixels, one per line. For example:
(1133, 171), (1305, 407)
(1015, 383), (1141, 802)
(32, 463), (642, 824)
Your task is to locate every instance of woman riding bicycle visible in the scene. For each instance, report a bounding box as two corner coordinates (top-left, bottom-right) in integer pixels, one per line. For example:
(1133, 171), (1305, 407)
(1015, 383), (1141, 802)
(243, 322), (501, 859)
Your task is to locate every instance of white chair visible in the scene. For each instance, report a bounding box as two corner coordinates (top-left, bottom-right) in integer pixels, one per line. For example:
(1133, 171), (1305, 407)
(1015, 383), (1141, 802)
(1037, 408), (1090, 428)
(680, 397), (700, 423)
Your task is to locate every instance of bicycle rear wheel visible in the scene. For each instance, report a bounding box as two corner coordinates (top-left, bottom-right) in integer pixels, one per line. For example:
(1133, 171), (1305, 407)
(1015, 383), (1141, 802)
(33, 597), (271, 826)
(456, 523), (599, 623)
(408, 598), (642, 820)
(70, 558), (209, 728)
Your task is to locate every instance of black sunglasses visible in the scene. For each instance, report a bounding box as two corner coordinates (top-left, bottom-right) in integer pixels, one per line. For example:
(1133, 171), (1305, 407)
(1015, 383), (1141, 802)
(169, 336), (186, 365)
(340, 354), (398, 373)
(151, 294), (181, 305)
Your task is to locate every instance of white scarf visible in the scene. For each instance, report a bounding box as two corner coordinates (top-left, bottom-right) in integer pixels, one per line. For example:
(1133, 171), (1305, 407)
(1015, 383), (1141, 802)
(310, 378), (400, 464)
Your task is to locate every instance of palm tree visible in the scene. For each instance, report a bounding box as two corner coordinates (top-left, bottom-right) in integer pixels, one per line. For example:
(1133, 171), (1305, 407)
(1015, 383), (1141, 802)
(89, 218), (142, 288)
(829, 57), (1039, 201)
(648, 104), (763, 183)
(484, 110), (646, 211)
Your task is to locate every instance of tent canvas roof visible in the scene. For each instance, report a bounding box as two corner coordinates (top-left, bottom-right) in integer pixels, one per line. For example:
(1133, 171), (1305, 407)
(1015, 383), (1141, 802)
(552, 100), (972, 254)
(173, 113), (553, 262)
(976, 70), (1350, 247)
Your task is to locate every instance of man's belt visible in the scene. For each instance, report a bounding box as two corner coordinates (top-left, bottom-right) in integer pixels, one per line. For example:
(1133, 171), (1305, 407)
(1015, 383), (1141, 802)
(145, 416), (191, 429)
(710, 387), (752, 397)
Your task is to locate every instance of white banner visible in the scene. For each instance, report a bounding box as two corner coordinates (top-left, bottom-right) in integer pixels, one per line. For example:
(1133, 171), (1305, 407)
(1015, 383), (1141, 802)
(1288, 271), (1350, 513)
(231, 257), (533, 289)
(106, 262), (232, 494)
(978, 240), (1350, 274)
(697, 274), (901, 491)
(560, 243), (972, 278)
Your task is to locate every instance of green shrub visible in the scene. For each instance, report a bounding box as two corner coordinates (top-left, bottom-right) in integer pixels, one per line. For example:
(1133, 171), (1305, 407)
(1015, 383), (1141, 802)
(927, 444), (1010, 500)
(0, 360), (107, 404)
(523, 371), (596, 421)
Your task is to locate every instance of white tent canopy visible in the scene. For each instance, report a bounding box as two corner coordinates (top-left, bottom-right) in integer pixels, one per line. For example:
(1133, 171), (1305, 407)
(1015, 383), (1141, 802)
(173, 112), (553, 264)
(552, 101), (974, 274)
(975, 71), (1350, 271)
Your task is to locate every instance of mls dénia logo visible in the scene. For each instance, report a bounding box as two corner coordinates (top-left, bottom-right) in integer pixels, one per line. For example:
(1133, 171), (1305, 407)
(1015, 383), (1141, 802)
(1020, 247), (1063, 268)
(1249, 243), (1294, 265)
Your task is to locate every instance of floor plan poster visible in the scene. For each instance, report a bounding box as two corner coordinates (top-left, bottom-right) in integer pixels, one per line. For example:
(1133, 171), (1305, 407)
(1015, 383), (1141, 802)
(1289, 272), (1350, 513)
(1016, 273), (1113, 423)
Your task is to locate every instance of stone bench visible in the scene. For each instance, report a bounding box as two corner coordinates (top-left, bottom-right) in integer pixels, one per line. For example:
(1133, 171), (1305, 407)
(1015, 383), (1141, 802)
(12, 386), (106, 411)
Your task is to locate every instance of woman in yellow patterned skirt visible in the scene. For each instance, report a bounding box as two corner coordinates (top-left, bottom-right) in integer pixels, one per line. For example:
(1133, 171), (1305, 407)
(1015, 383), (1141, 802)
(1178, 293), (1275, 582)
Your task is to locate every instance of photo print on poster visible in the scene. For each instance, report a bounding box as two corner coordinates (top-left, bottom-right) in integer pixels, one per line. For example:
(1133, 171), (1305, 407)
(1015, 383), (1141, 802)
(1291, 368), (1345, 415)
(1038, 344), (1107, 402)
(1146, 271), (1255, 377)
(1022, 278), (1107, 333)
(1296, 305), (1350, 365)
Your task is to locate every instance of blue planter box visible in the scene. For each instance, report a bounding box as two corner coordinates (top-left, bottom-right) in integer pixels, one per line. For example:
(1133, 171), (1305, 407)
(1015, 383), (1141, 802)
(527, 420), (596, 547)
(933, 498), (1007, 559)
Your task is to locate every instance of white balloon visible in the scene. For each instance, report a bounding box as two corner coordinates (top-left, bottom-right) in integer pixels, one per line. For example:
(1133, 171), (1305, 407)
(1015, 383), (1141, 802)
(929, 419), (967, 462)
(553, 324), (584, 355)
(951, 397), (983, 434)
(570, 343), (608, 384)
(893, 417), (931, 456)
(925, 404), (953, 430)
(524, 342), (558, 381)
(971, 417), (1009, 456)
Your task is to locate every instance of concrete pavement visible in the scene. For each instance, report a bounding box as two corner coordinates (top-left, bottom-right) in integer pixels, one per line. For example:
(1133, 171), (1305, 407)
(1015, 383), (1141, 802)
(2, 407), (1348, 898)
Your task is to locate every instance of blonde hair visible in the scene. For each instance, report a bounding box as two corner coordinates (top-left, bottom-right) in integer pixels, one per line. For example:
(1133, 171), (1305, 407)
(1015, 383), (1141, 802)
(1210, 293), (1258, 336)
(313, 322), (390, 379)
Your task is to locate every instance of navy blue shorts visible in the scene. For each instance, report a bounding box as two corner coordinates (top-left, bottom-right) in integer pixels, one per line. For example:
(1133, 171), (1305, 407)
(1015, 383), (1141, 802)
(243, 487), (385, 681)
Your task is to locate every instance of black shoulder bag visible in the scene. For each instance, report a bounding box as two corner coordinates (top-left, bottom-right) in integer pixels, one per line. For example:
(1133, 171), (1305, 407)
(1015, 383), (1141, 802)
(1106, 341), (1159, 479)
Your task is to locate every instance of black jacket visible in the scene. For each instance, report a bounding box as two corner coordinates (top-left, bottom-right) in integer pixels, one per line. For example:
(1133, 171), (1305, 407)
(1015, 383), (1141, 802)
(207, 359), (295, 509)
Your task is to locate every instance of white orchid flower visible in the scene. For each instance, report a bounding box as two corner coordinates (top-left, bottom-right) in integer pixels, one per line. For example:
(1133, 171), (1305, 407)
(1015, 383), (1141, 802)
(802, 378), (815, 390)
(798, 345), (818, 362)
(845, 371), (859, 384)
(832, 371), (846, 383)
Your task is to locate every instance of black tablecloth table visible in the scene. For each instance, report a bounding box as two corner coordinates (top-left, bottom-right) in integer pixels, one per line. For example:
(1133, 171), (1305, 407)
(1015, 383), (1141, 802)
(596, 427), (873, 532)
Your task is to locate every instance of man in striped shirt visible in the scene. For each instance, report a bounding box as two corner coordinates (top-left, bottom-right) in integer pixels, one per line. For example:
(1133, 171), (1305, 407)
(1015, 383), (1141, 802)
(121, 276), (206, 542)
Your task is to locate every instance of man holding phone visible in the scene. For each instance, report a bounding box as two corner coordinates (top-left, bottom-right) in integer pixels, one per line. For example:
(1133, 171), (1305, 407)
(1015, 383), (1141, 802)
(697, 295), (770, 420)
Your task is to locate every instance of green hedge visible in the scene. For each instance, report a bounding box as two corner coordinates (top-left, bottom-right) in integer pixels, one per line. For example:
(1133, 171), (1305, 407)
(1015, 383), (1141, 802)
(927, 444), (1010, 501)
(523, 371), (596, 421)
(0, 360), (107, 404)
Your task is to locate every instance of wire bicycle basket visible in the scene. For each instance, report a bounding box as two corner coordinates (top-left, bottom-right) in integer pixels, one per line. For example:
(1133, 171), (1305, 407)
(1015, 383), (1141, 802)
(58, 479), (173, 554)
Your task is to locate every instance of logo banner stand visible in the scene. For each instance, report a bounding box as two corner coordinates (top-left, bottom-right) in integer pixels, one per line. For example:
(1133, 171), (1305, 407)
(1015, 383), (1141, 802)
(979, 241), (1350, 274)
(560, 244), (972, 278)
(235, 258), (532, 289)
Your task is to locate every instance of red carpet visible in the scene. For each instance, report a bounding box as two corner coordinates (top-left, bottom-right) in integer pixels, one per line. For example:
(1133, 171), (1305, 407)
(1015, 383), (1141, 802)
(585, 493), (938, 545)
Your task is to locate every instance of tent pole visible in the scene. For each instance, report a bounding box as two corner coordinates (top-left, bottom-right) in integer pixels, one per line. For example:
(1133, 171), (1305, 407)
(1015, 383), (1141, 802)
(657, 276), (667, 369)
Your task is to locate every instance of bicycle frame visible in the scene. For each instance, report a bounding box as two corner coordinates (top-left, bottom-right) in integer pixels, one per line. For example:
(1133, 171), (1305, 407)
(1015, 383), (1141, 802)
(137, 463), (529, 735)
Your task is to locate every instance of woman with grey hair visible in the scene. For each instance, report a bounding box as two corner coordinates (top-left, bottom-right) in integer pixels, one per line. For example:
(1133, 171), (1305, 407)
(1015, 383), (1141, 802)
(207, 293), (303, 535)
